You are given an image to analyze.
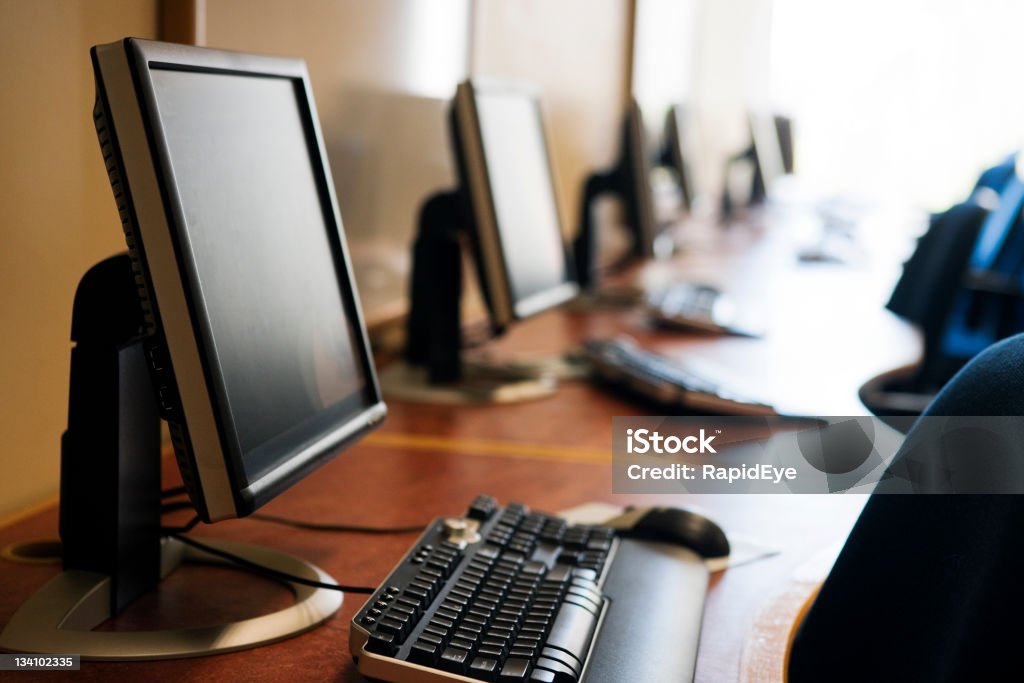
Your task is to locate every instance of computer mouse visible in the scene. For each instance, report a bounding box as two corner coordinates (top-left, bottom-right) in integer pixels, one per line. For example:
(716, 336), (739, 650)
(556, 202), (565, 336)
(607, 506), (730, 559)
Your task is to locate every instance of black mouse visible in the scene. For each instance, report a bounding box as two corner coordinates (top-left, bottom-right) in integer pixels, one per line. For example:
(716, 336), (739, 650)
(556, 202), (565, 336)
(610, 506), (730, 559)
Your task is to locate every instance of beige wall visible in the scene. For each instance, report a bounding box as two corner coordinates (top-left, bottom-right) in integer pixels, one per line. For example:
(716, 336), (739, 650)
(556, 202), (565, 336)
(0, 1), (159, 519)
(205, 0), (471, 322)
(471, 0), (634, 238)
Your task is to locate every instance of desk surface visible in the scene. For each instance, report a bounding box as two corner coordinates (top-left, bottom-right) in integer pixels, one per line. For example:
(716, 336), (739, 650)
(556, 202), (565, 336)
(0, 212), (921, 681)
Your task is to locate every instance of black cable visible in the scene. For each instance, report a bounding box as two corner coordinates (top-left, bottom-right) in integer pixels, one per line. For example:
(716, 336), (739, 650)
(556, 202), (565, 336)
(161, 514), (202, 535)
(157, 493), (425, 535)
(162, 486), (188, 499)
(251, 512), (426, 535)
(168, 533), (375, 594)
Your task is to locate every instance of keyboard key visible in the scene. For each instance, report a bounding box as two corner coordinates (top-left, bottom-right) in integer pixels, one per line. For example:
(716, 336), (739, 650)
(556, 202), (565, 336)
(499, 657), (532, 681)
(477, 645), (505, 659)
(364, 631), (397, 656)
(376, 616), (407, 637)
(467, 495), (498, 521)
(545, 564), (573, 583)
(450, 636), (476, 651)
(476, 544), (501, 561)
(439, 646), (471, 674)
(468, 655), (499, 681)
(408, 639), (439, 665)
(521, 561), (547, 576)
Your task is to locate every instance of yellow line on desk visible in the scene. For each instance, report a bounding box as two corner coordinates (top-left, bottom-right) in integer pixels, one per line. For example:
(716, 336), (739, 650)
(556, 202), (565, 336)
(363, 433), (610, 463)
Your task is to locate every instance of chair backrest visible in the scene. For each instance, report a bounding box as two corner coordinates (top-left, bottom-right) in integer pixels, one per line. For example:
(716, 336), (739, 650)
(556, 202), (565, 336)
(789, 333), (1024, 682)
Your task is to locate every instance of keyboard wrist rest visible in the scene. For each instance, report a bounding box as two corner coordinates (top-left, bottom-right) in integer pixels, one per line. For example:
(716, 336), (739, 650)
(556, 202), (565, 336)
(581, 538), (708, 682)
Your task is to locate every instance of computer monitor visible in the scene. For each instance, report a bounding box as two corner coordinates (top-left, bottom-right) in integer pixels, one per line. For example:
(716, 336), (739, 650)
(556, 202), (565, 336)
(401, 80), (578, 391)
(0, 38), (385, 659)
(94, 38), (384, 522)
(573, 98), (659, 290)
(452, 80), (579, 329)
(749, 111), (787, 203)
(662, 104), (698, 212)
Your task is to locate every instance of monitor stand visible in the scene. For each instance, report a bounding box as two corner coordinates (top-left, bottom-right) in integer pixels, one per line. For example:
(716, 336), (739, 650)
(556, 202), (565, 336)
(569, 170), (653, 310)
(385, 191), (557, 404)
(0, 255), (341, 660)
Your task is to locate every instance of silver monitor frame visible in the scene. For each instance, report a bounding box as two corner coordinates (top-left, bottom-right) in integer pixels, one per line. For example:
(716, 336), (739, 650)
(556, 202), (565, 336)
(91, 38), (385, 522)
(452, 79), (579, 328)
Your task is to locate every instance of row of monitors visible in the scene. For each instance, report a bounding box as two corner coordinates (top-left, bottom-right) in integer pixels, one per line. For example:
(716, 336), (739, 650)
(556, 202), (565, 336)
(91, 39), (791, 526)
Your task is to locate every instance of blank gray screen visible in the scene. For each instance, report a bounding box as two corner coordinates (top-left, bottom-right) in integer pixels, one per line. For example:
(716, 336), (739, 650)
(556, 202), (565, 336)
(475, 92), (569, 307)
(150, 68), (366, 478)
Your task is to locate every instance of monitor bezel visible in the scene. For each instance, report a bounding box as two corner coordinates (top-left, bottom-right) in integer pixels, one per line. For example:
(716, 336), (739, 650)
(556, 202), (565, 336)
(452, 79), (579, 328)
(665, 104), (696, 213)
(93, 38), (385, 521)
(625, 98), (659, 259)
(748, 110), (787, 199)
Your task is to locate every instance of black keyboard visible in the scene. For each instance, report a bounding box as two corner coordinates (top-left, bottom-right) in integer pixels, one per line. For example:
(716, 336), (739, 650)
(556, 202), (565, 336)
(350, 496), (708, 682)
(583, 337), (777, 416)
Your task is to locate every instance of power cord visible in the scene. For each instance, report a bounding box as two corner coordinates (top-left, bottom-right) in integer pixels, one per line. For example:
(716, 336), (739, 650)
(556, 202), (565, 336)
(161, 488), (428, 535)
(161, 514), (202, 534)
(157, 488), (419, 593)
(168, 532), (375, 594)
(251, 513), (426, 535)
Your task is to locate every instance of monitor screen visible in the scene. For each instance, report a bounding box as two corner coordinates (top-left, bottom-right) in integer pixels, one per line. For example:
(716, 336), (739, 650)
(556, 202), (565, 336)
(749, 111), (786, 197)
(150, 68), (370, 483)
(474, 89), (570, 310)
(665, 104), (697, 211)
(625, 99), (659, 257)
(454, 81), (577, 325)
(92, 39), (384, 520)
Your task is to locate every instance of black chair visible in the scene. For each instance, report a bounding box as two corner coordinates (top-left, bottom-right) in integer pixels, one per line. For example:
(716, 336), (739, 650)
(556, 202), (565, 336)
(791, 333), (1024, 682)
(860, 201), (991, 426)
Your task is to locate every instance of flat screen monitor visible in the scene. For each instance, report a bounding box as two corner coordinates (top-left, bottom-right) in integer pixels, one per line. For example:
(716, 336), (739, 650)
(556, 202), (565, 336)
(451, 80), (578, 328)
(623, 98), (660, 258)
(91, 38), (385, 522)
(664, 104), (697, 212)
(749, 111), (787, 200)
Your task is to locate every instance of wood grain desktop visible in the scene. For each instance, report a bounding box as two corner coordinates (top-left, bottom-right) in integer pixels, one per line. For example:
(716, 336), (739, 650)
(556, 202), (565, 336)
(0, 212), (922, 682)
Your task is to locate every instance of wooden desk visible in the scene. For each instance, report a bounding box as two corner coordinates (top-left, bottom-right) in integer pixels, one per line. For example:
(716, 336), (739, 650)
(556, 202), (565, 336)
(0, 214), (921, 681)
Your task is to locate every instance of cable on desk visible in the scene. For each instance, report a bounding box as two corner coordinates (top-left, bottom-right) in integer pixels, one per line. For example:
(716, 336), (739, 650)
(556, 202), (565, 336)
(161, 514), (202, 535)
(161, 501), (196, 514)
(168, 533), (375, 594)
(159, 497), (426, 534)
(251, 512), (426, 535)
(162, 486), (188, 499)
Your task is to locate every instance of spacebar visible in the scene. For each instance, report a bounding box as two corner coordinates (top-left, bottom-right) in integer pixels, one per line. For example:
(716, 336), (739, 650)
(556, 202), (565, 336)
(539, 601), (599, 680)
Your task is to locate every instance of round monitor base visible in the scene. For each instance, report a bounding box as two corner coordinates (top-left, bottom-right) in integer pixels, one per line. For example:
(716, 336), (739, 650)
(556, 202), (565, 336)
(0, 538), (342, 661)
(379, 361), (557, 405)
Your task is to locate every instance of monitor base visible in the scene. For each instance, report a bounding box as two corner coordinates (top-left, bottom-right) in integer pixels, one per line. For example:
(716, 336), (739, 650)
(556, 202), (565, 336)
(567, 285), (645, 311)
(0, 537), (342, 661)
(379, 360), (557, 404)
(464, 351), (589, 381)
